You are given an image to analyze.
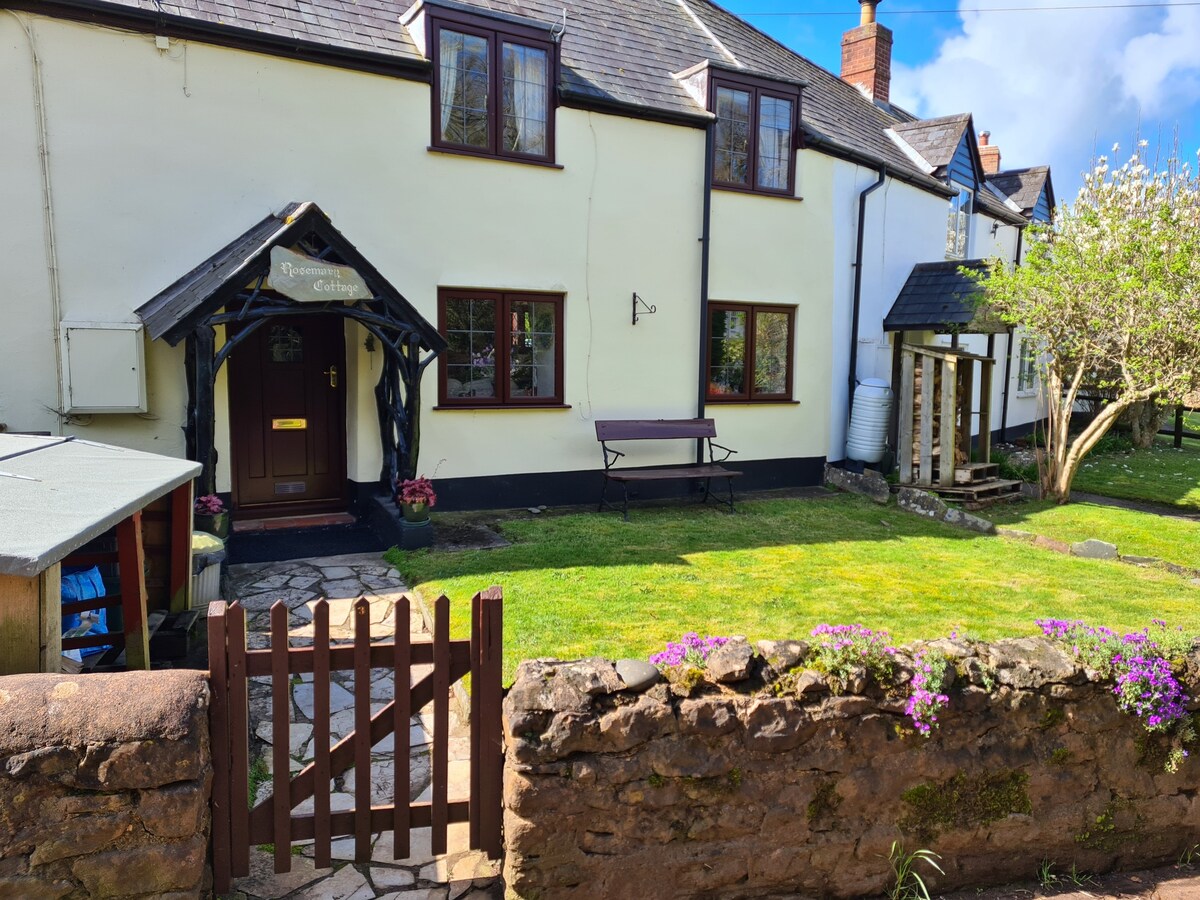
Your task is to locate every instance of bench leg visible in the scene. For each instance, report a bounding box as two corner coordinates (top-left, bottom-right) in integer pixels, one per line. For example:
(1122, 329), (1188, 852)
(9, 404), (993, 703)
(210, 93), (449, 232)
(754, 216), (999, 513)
(598, 474), (609, 513)
(700, 477), (736, 514)
(622, 482), (630, 522)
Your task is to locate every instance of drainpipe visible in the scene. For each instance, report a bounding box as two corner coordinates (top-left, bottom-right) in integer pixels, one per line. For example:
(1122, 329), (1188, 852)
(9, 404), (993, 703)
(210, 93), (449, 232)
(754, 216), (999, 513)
(847, 164), (887, 425)
(998, 227), (1023, 441)
(696, 122), (714, 465)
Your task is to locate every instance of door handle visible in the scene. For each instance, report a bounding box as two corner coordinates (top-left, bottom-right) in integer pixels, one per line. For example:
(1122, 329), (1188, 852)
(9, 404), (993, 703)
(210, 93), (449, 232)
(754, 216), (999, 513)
(323, 365), (338, 388)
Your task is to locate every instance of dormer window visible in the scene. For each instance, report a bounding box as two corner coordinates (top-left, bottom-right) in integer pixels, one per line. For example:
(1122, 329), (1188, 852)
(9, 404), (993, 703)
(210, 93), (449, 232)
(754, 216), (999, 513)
(429, 10), (556, 163)
(710, 73), (800, 197)
(946, 183), (972, 258)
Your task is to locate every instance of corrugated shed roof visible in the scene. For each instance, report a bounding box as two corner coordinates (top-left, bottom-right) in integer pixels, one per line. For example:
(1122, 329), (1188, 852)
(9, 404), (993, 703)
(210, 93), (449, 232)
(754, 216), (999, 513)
(0, 435), (200, 577)
(883, 259), (1003, 333)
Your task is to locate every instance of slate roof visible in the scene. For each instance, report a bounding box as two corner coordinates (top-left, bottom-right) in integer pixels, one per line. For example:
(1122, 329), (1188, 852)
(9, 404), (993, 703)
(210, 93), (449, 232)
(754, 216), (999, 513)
(35, 0), (1040, 212)
(883, 260), (1004, 334)
(989, 166), (1054, 216)
(135, 201), (445, 350)
(37, 0), (954, 194)
(891, 114), (973, 172)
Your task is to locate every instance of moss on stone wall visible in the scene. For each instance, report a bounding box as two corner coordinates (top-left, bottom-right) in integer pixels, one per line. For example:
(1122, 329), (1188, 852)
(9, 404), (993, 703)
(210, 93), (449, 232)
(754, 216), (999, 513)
(899, 769), (1032, 841)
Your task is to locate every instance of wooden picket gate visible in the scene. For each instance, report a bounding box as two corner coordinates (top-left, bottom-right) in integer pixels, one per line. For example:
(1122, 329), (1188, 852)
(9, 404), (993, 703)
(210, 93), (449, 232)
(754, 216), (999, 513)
(207, 588), (503, 893)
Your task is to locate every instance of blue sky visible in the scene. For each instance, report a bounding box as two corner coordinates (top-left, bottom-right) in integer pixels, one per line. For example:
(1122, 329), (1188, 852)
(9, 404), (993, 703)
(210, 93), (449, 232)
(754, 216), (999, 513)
(718, 0), (1200, 198)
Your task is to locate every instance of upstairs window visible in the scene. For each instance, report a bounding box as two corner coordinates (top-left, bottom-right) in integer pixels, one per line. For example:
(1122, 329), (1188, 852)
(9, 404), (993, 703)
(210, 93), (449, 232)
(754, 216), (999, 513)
(431, 13), (554, 163)
(710, 74), (800, 197)
(946, 184), (972, 258)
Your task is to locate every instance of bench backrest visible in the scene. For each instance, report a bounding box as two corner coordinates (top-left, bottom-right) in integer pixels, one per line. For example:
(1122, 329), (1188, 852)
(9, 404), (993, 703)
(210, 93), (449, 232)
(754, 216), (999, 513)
(595, 418), (717, 442)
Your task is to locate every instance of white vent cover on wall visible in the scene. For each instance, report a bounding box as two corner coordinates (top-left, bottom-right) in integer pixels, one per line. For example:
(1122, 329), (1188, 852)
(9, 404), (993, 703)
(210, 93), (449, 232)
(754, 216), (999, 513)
(60, 322), (148, 413)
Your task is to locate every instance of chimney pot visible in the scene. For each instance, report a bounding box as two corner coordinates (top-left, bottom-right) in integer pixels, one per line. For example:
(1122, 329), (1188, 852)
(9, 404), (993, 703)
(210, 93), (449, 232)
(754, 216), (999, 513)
(979, 131), (1001, 175)
(841, 1), (892, 102)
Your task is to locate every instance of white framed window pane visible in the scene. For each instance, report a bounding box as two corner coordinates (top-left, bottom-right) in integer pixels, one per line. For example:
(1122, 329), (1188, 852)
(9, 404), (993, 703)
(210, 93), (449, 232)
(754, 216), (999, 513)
(502, 43), (548, 156)
(714, 87), (751, 185)
(709, 309), (747, 394)
(753, 310), (790, 394)
(439, 29), (490, 148)
(445, 297), (497, 397)
(508, 299), (556, 398)
(756, 96), (792, 190)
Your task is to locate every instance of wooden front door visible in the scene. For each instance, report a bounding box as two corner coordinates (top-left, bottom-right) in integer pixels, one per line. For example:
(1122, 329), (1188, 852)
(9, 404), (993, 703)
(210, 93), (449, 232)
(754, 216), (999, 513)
(228, 316), (346, 513)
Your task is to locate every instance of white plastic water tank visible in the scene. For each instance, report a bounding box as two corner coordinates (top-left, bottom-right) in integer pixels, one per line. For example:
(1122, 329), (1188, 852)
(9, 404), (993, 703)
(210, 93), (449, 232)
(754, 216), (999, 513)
(846, 378), (893, 464)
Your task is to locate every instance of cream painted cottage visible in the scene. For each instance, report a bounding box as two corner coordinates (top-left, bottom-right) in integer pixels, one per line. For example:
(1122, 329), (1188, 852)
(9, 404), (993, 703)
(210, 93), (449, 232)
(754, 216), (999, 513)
(0, 0), (1053, 521)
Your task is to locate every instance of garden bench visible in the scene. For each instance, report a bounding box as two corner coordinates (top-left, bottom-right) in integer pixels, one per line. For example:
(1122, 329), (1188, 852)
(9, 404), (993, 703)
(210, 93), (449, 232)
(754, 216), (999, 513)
(594, 418), (741, 520)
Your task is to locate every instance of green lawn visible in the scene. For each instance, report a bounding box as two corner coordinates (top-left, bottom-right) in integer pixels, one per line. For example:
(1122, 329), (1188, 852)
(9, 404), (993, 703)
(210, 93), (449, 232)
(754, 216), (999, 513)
(387, 495), (1200, 682)
(1070, 434), (1200, 511)
(989, 499), (1200, 567)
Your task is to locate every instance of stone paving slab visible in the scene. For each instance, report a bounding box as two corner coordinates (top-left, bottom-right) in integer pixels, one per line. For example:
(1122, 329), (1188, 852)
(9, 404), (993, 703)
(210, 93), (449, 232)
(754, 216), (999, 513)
(223, 553), (501, 900)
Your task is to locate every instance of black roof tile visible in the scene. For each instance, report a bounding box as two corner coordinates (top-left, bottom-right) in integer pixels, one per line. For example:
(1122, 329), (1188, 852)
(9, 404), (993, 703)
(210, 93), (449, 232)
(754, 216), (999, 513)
(883, 259), (1003, 333)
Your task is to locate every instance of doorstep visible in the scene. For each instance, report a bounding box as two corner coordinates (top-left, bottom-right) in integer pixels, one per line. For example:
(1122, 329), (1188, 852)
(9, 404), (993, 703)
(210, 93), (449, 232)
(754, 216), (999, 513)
(232, 511), (358, 533)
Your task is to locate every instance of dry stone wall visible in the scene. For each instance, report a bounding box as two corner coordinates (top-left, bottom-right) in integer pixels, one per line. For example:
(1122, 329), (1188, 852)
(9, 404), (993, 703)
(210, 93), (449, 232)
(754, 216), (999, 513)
(0, 671), (211, 899)
(502, 638), (1200, 899)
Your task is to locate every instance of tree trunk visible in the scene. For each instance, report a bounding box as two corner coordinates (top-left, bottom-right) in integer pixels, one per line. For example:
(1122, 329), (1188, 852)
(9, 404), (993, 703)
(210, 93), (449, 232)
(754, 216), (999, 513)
(1050, 400), (1128, 503)
(1126, 399), (1164, 449)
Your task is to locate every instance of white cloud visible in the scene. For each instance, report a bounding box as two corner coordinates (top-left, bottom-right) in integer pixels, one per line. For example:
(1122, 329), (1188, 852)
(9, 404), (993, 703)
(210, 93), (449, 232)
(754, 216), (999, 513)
(890, 2), (1200, 196)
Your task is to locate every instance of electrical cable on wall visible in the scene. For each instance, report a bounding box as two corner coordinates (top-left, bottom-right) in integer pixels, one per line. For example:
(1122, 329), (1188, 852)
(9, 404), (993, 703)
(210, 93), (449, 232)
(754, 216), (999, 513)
(8, 11), (65, 426)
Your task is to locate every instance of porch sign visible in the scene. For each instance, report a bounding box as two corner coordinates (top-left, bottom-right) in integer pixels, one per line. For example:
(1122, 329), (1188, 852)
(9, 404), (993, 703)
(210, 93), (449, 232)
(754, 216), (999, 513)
(267, 246), (371, 302)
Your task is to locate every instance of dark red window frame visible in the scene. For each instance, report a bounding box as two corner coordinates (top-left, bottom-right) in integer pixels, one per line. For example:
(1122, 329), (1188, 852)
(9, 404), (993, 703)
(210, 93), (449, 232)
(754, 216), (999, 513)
(706, 302), (796, 402)
(709, 70), (801, 198)
(437, 288), (566, 408)
(428, 8), (558, 164)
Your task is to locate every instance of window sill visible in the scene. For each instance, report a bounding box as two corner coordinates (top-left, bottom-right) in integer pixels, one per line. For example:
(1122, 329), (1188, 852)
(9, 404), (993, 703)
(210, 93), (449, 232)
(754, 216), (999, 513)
(434, 403), (573, 411)
(706, 398), (800, 406)
(1015, 390), (1038, 399)
(427, 146), (564, 170)
(713, 184), (804, 202)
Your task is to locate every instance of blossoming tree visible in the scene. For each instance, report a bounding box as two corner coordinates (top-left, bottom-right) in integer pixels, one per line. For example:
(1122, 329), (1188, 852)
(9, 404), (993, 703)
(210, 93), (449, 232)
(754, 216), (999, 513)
(976, 145), (1200, 502)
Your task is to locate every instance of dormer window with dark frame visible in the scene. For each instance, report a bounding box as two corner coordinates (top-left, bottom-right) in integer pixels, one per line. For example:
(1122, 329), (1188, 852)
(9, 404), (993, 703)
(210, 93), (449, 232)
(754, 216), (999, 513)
(429, 10), (556, 164)
(710, 73), (800, 197)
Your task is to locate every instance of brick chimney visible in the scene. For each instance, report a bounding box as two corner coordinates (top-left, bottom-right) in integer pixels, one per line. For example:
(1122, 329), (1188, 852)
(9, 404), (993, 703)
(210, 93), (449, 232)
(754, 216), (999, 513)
(841, 0), (893, 103)
(979, 131), (1001, 175)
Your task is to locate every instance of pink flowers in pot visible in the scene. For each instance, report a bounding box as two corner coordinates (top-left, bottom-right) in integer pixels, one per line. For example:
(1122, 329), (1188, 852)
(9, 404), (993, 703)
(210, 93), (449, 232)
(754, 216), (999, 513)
(194, 494), (226, 516)
(396, 476), (438, 509)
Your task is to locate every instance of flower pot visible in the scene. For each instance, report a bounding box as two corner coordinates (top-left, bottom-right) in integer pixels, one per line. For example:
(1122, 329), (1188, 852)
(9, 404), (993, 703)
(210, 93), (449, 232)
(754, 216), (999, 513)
(194, 511), (230, 539)
(397, 518), (434, 549)
(400, 501), (430, 523)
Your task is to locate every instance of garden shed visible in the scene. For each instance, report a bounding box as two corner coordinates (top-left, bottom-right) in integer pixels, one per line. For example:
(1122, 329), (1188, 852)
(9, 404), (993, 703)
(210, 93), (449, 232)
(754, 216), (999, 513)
(0, 434), (199, 674)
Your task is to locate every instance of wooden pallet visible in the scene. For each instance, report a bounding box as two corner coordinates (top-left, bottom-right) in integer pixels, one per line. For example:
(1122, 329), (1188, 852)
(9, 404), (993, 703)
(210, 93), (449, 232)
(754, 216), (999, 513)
(914, 478), (1022, 502)
(954, 462), (999, 484)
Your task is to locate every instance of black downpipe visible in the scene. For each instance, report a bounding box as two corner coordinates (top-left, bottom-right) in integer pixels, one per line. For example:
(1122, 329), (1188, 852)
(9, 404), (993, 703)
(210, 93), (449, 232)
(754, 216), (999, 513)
(696, 122), (715, 465)
(999, 227), (1023, 441)
(847, 165), (887, 430)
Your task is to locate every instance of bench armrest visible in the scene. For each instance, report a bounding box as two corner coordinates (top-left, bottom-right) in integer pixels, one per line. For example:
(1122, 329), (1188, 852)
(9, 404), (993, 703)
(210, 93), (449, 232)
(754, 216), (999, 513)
(600, 443), (626, 471)
(709, 441), (737, 463)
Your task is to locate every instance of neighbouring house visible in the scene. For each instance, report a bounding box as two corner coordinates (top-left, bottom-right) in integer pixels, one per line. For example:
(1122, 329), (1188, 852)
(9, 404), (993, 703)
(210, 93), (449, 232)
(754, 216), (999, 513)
(0, 0), (1053, 521)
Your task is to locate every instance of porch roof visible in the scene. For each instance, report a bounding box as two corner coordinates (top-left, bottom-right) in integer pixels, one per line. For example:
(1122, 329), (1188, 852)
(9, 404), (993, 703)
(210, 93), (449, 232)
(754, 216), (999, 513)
(135, 201), (445, 351)
(0, 435), (199, 578)
(883, 259), (1005, 335)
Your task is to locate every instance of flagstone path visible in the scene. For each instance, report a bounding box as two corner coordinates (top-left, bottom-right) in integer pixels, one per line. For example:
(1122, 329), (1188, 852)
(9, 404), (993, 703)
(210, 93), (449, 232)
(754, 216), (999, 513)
(221, 552), (501, 900)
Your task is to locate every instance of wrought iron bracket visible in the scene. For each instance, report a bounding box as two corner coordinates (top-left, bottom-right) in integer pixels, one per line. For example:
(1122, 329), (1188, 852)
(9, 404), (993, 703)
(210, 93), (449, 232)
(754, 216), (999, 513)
(632, 292), (656, 325)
